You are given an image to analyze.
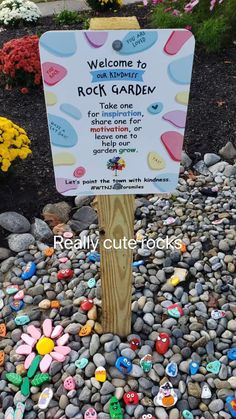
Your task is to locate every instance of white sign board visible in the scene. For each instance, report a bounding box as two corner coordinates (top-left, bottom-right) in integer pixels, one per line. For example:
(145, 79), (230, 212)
(39, 29), (195, 196)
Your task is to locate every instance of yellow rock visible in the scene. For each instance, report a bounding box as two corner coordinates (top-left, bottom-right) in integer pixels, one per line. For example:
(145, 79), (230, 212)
(45, 92), (57, 106)
(36, 337), (54, 355)
(175, 91), (189, 106)
(147, 152), (165, 170)
(94, 322), (103, 335)
(170, 277), (180, 286)
(89, 17), (140, 30)
(95, 366), (106, 382)
(53, 152), (76, 166)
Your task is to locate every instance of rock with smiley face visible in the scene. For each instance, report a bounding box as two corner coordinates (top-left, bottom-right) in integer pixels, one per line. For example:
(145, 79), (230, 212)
(154, 381), (178, 408)
(155, 333), (170, 355)
(115, 356), (132, 374)
(140, 415), (157, 419)
(123, 391), (139, 405)
(109, 396), (123, 419)
(57, 268), (74, 280)
(129, 337), (141, 351)
(84, 408), (98, 419)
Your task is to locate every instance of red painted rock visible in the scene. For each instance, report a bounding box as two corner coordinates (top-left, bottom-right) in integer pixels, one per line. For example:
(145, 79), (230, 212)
(123, 391), (139, 405)
(57, 269), (74, 280)
(130, 338), (141, 351)
(155, 333), (170, 355)
(80, 299), (94, 311)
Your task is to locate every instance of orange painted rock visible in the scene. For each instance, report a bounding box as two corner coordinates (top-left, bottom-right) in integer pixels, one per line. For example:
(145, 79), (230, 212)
(0, 351), (5, 366)
(44, 247), (55, 257)
(51, 300), (60, 309)
(79, 324), (92, 337)
(0, 324), (6, 337)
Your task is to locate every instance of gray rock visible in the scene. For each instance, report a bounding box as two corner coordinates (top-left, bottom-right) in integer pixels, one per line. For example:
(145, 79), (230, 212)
(100, 382), (115, 395)
(8, 233), (35, 252)
(65, 405), (80, 418)
(204, 153), (221, 167)
(89, 334), (100, 356)
(181, 151), (192, 168)
(209, 399), (224, 412)
(219, 141), (236, 160)
(71, 206), (97, 231)
(0, 247), (12, 261)
(74, 196), (94, 208)
(0, 256), (15, 273)
(78, 387), (91, 402)
(0, 212), (30, 233)
(193, 160), (210, 175)
(224, 164), (236, 177)
(93, 353), (106, 367)
(31, 218), (53, 242)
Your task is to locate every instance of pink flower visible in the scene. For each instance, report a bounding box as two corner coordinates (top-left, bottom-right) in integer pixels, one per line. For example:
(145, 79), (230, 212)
(172, 8), (181, 15)
(143, 0), (148, 5)
(164, 6), (173, 12)
(210, 0), (216, 10)
(184, 0), (199, 12)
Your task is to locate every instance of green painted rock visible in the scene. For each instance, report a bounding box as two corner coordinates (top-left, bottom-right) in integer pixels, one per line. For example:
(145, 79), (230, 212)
(6, 373), (22, 387)
(21, 377), (30, 397)
(27, 355), (42, 379)
(31, 373), (50, 387)
(206, 360), (221, 374)
(109, 396), (123, 419)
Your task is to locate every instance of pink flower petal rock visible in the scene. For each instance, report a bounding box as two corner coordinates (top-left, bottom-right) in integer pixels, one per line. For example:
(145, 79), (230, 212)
(42, 62), (67, 86)
(43, 319), (53, 338)
(51, 352), (65, 362)
(84, 32), (108, 48)
(162, 110), (187, 128)
(40, 354), (52, 373)
(57, 333), (69, 346)
(51, 325), (63, 339)
(54, 346), (71, 355)
(164, 30), (193, 55)
(24, 353), (36, 369)
(21, 333), (36, 347)
(161, 131), (184, 162)
(16, 345), (32, 355)
(27, 325), (41, 340)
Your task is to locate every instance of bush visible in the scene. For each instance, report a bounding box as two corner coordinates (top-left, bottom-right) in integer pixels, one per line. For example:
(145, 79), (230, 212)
(150, 0), (235, 52)
(53, 9), (81, 26)
(0, 0), (41, 27)
(0, 117), (32, 172)
(0, 35), (41, 88)
(86, 0), (122, 12)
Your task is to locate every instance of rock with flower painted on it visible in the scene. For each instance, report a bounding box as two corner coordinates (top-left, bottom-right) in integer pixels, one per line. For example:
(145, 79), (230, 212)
(31, 373), (50, 387)
(36, 337), (55, 356)
(6, 373), (23, 387)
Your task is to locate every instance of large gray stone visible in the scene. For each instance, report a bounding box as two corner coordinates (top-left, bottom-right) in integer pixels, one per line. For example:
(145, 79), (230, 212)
(204, 153), (221, 166)
(70, 206), (98, 232)
(0, 212), (30, 233)
(31, 218), (53, 242)
(8, 233), (35, 252)
(219, 141), (236, 160)
(74, 195), (94, 208)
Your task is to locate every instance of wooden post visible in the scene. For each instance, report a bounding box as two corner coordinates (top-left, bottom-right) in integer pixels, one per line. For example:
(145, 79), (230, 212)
(89, 17), (140, 336)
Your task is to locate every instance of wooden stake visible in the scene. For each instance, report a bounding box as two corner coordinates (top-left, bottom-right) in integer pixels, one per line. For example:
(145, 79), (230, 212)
(90, 17), (140, 336)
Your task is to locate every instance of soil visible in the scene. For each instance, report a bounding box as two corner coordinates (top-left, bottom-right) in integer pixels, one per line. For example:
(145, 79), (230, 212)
(0, 3), (236, 221)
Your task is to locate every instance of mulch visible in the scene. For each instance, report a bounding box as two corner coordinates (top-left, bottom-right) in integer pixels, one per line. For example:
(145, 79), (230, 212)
(0, 3), (236, 221)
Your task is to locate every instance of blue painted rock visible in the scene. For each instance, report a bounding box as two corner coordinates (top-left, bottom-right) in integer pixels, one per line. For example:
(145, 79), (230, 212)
(115, 357), (132, 374)
(10, 300), (24, 312)
(189, 361), (199, 375)
(15, 315), (30, 326)
(21, 262), (36, 280)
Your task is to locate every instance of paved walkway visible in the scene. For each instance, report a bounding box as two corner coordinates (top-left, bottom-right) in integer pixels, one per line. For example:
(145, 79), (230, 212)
(38, 0), (137, 16)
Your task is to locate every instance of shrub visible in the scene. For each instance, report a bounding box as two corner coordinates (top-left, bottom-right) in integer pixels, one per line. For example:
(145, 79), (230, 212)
(0, 35), (41, 89)
(0, 0), (41, 27)
(53, 9), (81, 26)
(0, 117), (32, 172)
(86, 0), (122, 12)
(196, 16), (230, 52)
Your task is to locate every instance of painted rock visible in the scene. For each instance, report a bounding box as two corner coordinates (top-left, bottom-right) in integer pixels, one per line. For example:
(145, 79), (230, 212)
(182, 410), (194, 419)
(21, 333), (36, 347)
(0, 299), (4, 308)
(130, 337), (140, 351)
(95, 366), (106, 382)
(118, 31), (157, 54)
(84, 408), (98, 418)
(15, 315), (31, 327)
(164, 30), (193, 55)
(147, 152), (165, 170)
(27, 325), (41, 340)
(168, 54), (194, 84)
(60, 103), (82, 120)
(85, 32), (108, 48)
(123, 391), (139, 405)
(227, 348), (236, 361)
(48, 114), (78, 147)
(75, 358), (88, 369)
(147, 102), (163, 115)
(64, 376), (76, 390)
(6, 373), (23, 386)
(0, 323), (6, 337)
(163, 217), (176, 225)
(6, 285), (19, 295)
(140, 354), (153, 373)
(31, 373), (50, 387)
(115, 356), (132, 374)
(27, 355), (41, 378)
(175, 91), (189, 105)
(55, 178), (78, 194)
(167, 303), (184, 319)
(169, 268), (188, 285)
(10, 300), (24, 312)
(16, 345), (32, 355)
(140, 415), (156, 419)
(161, 131), (184, 161)
(57, 269), (74, 280)
(0, 351), (5, 366)
(166, 362), (178, 377)
(38, 387), (53, 410)
(87, 278), (96, 288)
(80, 298), (94, 311)
(14, 290), (24, 300)
(211, 309), (226, 320)
(154, 381), (178, 408)
(88, 252), (100, 262)
(189, 361), (199, 375)
(109, 396), (123, 419)
(21, 262), (36, 280)
(226, 396), (236, 417)
(206, 360), (221, 374)
(54, 152), (76, 166)
(40, 32), (77, 57)
(36, 337), (55, 356)
(21, 376), (30, 397)
(201, 383), (212, 399)
(132, 260), (144, 267)
(163, 110), (187, 128)
(51, 300), (60, 309)
(79, 324), (92, 337)
(40, 354), (52, 373)
(45, 91), (57, 106)
(73, 166), (86, 178)
(155, 333), (170, 355)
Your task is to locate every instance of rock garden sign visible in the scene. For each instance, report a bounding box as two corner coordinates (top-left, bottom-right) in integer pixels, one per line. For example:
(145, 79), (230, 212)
(39, 20), (195, 336)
